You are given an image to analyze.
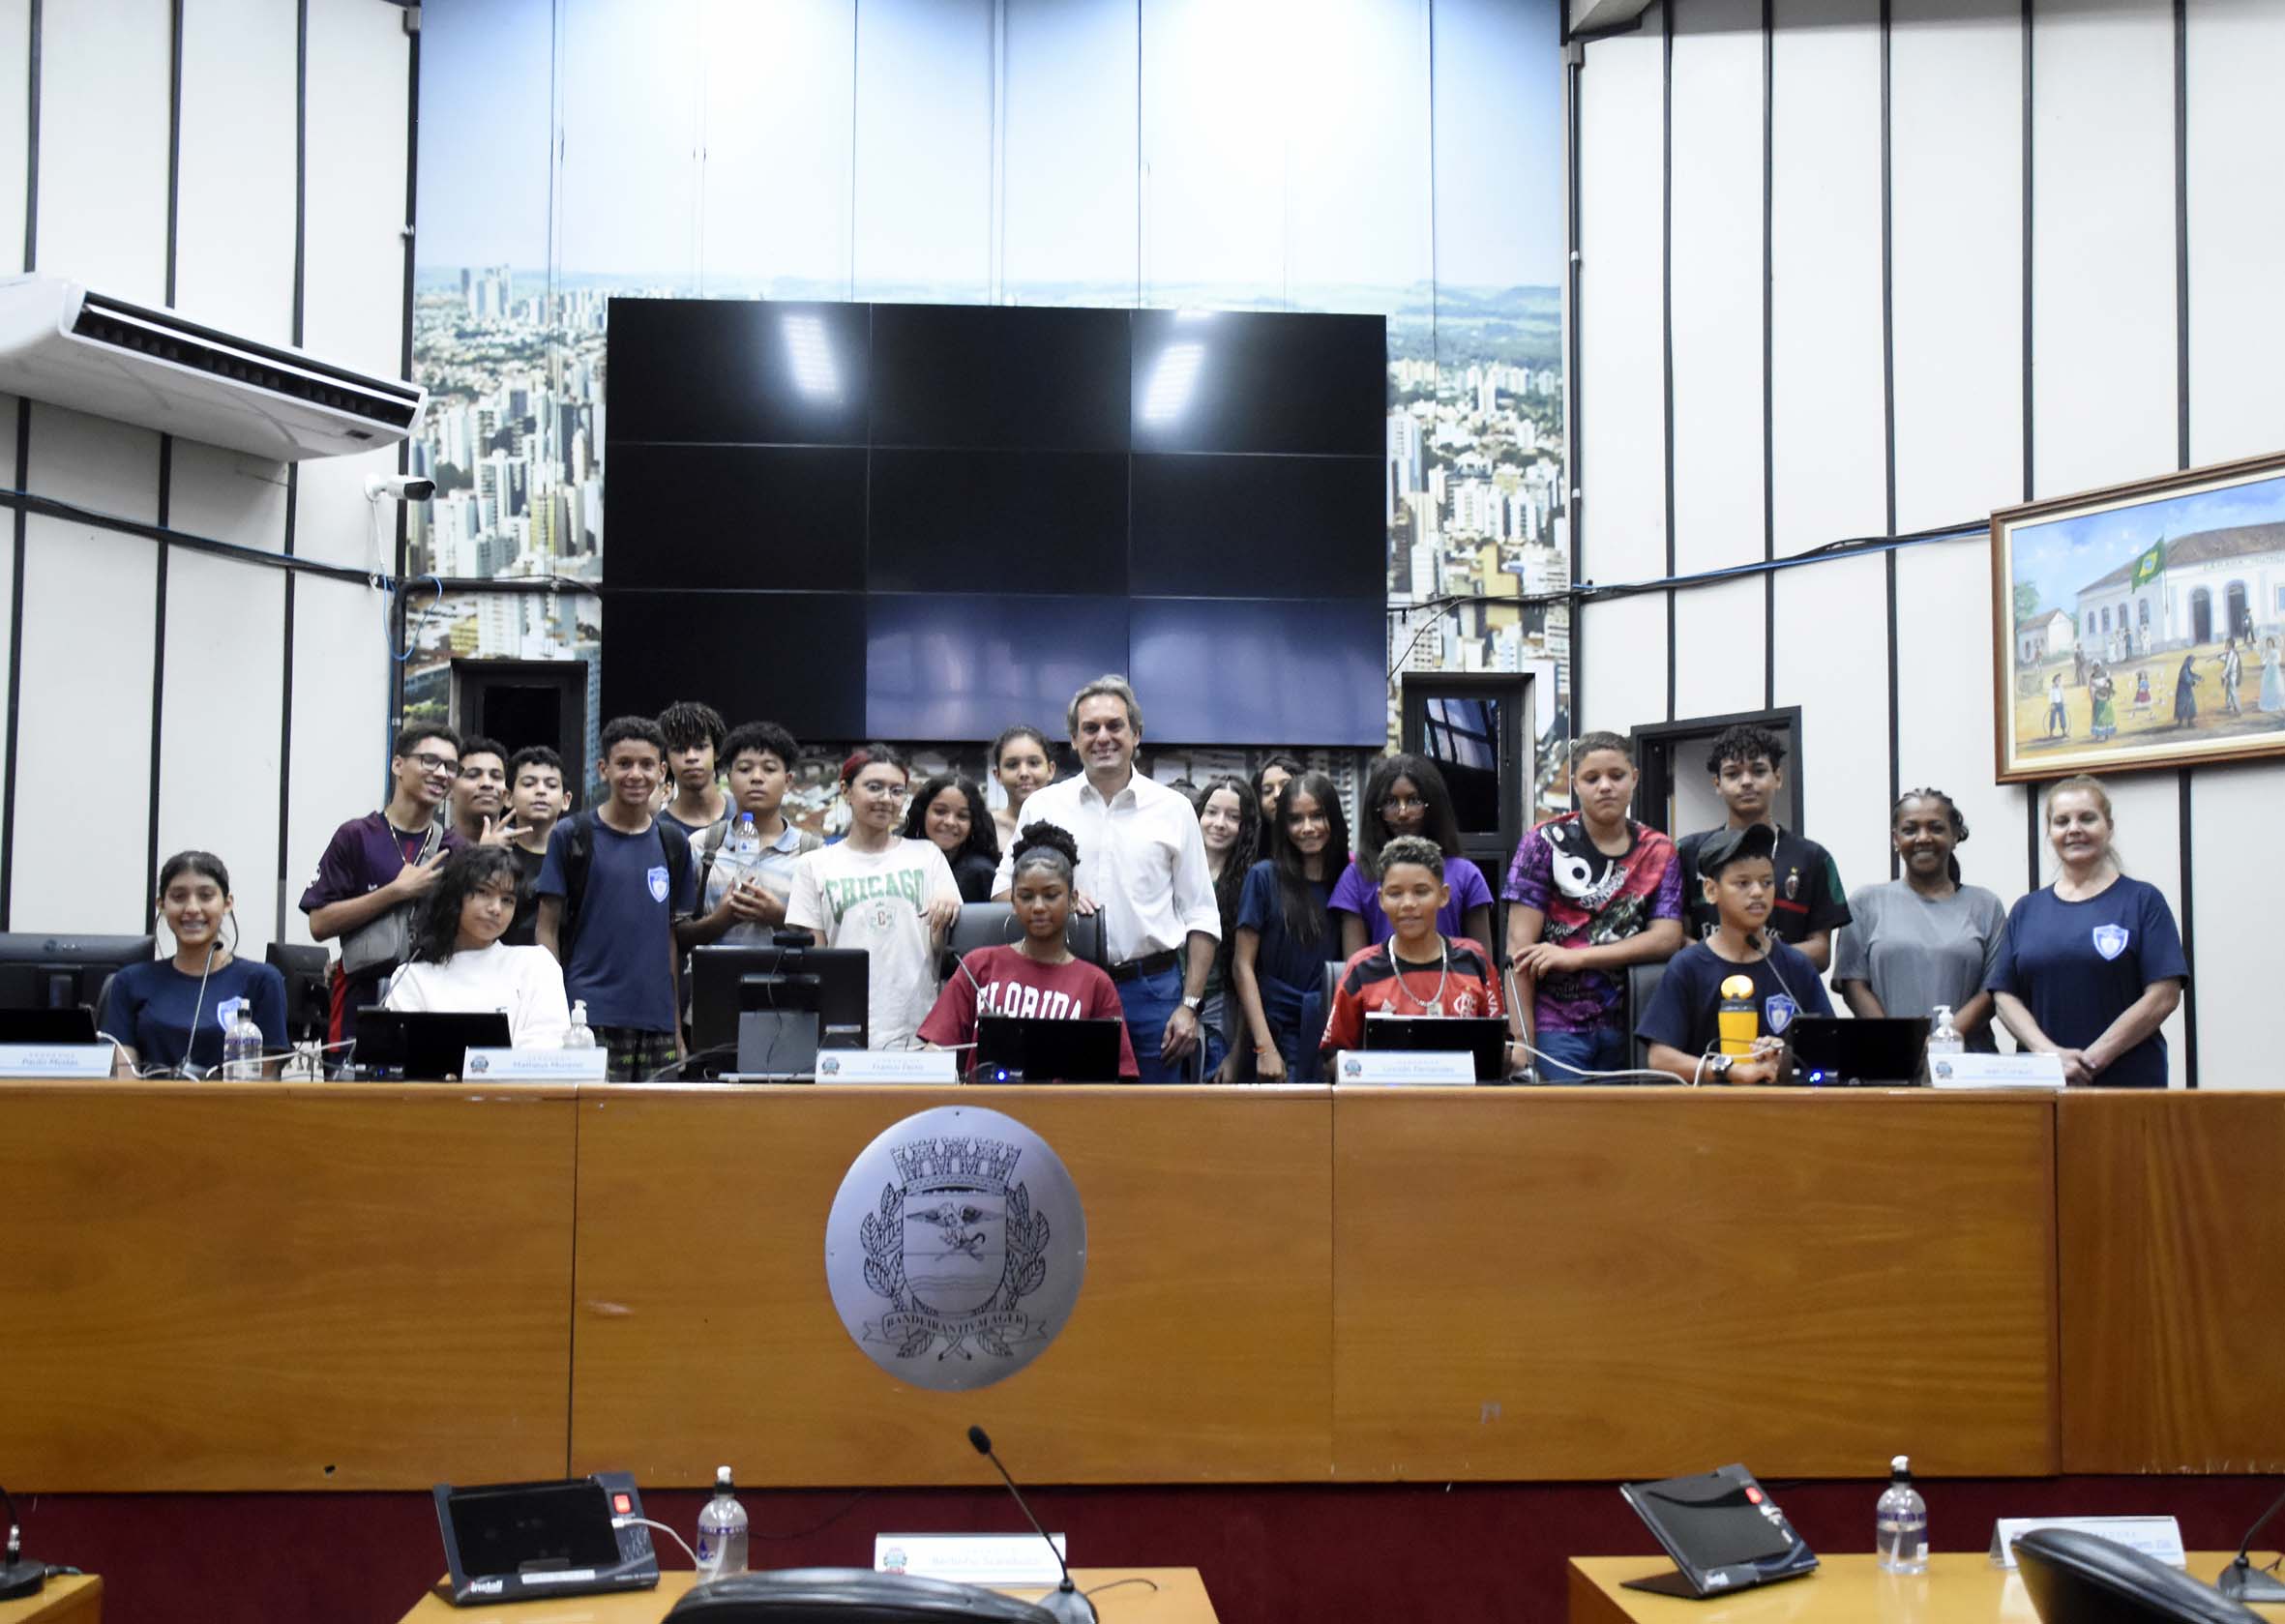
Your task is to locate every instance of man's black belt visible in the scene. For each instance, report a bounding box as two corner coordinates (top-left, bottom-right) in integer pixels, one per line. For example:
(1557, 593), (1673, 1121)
(1108, 948), (1182, 983)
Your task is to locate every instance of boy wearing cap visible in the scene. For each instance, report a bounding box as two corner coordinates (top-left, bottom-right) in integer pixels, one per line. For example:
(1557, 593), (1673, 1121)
(1637, 822), (1831, 1084)
(1673, 723), (1850, 970)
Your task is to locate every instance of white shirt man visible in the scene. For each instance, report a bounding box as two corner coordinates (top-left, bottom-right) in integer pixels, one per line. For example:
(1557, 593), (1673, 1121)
(993, 676), (1221, 1083)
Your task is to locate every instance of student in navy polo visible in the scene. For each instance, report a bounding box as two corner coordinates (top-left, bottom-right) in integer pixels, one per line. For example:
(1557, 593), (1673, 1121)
(1988, 775), (2186, 1087)
(1674, 723), (1850, 971)
(1637, 822), (1832, 1084)
(103, 849), (288, 1077)
(535, 716), (697, 1081)
(302, 722), (469, 1054)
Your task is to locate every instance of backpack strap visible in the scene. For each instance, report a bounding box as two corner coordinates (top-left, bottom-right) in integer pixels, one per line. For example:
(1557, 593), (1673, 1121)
(657, 821), (694, 914)
(557, 811), (596, 961)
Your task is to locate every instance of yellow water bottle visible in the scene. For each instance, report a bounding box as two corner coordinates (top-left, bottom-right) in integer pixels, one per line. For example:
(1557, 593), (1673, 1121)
(1717, 973), (1759, 1056)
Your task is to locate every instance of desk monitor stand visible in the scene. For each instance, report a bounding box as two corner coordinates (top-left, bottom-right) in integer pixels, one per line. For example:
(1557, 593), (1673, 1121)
(1618, 1464), (1820, 1600)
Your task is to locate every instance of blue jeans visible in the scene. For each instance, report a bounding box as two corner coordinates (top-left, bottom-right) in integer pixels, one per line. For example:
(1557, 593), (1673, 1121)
(1533, 1023), (1629, 1084)
(1257, 973), (1328, 1083)
(1120, 964), (1224, 1085)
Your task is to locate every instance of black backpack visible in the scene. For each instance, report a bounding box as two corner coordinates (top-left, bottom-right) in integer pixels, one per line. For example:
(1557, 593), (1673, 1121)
(554, 811), (693, 962)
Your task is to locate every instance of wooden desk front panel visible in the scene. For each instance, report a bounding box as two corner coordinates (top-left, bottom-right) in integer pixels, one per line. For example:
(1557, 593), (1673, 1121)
(1333, 1090), (2059, 1480)
(1, 1082), (578, 1491)
(570, 1085), (1333, 1486)
(2059, 1092), (2285, 1473)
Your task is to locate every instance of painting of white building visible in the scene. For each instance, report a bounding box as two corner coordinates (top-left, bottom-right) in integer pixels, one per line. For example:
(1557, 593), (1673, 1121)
(2073, 521), (2285, 664)
(2016, 607), (2076, 665)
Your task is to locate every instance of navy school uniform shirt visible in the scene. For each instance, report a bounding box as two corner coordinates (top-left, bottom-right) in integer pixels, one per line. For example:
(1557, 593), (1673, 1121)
(1235, 862), (1341, 993)
(99, 957), (289, 1074)
(534, 816), (697, 1034)
(1985, 875), (2186, 1088)
(1635, 939), (1833, 1064)
(1675, 827), (1851, 947)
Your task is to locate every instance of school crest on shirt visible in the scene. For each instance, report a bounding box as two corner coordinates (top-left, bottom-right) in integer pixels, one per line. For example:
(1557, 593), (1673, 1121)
(646, 864), (670, 903)
(2092, 924), (2130, 960)
(824, 1106), (1085, 1392)
(1765, 993), (1798, 1034)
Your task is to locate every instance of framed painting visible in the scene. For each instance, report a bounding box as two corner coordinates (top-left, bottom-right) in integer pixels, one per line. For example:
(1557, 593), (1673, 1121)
(1991, 449), (2285, 782)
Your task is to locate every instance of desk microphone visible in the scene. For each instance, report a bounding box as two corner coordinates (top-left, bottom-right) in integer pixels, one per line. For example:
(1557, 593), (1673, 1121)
(0, 1483), (45, 1602)
(2217, 1480), (2285, 1603)
(966, 1426), (1095, 1624)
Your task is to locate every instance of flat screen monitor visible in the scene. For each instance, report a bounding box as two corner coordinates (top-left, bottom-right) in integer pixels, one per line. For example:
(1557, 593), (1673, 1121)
(600, 590), (868, 743)
(354, 1010), (513, 1079)
(1789, 1017), (1930, 1087)
(1362, 1014), (1512, 1082)
(1129, 597), (1386, 746)
(867, 448), (1128, 595)
(972, 1016), (1126, 1083)
(608, 298), (871, 446)
(690, 945), (870, 1059)
(870, 303), (1130, 451)
(867, 594), (1130, 743)
(1128, 452), (1384, 598)
(606, 444), (869, 592)
(1130, 309), (1384, 456)
(0, 933), (156, 1013)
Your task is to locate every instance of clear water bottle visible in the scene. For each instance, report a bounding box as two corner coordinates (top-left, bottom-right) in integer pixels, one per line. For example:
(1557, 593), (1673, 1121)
(1927, 1005), (1965, 1059)
(694, 1464), (749, 1581)
(564, 999), (596, 1049)
(729, 812), (761, 865)
(1876, 1454), (1928, 1574)
(221, 1002), (264, 1079)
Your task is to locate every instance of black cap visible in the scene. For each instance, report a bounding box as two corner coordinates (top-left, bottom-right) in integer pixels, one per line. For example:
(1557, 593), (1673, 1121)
(1696, 822), (1778, 878)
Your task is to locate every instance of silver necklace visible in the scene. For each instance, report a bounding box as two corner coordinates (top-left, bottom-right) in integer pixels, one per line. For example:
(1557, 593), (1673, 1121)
(1385, 936), (1449, 1017)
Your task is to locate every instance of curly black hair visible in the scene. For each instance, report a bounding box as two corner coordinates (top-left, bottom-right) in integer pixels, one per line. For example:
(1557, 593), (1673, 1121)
(406, 845), (523, 966)
(902, 774), (1000, 866)
(1009, 820), (1082, 885)
(1704, 723), (1788, 776)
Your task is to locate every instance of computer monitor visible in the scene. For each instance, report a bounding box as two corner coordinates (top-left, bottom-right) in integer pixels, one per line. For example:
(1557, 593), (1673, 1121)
(354, 1010), (513, 1079)
(689, 945), (870, 1061)
(1789, 1017), (1930, 1086)
(0, 932), (156, 1014)
(972, 1016), (1125, 1083)
(1361, 1014), (1512, 1082)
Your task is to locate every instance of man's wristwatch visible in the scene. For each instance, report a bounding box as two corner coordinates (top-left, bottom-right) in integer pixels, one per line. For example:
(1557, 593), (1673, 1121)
(1706, 1052), (1735, 1081)
(1180, 994), (1203, 1015)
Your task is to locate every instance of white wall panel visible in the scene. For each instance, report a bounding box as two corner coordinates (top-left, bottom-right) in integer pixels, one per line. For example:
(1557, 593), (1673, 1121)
(284, 575), (389, 949)
(33, 0), (166, 300)
(1004, 0), (1138, 300)
(293, 450), (400, 571)
(1892, 536), (2026, 912)
(1293, 0), (1430, 310)
(1579, 593), (1668, 737)
(0, 0), (29, 277)
(1667, 0), (1764, 576)
(13, 517), (155, 931)
(2188, 760), (2284, 1087)
(1769, 0), (1885, 557)
(168, 443), (290, 555)
(176, 0), (296, 342)
(303, 0), (411, 375)
(1773, 552), (1891, 967)
(852, 0), (991, 301)
(2184, 0), (2285, 468)
(1891, 0), (2024, 530)
(700, 0), (854, 294)
(1577, 3), (1667, 585)
(1672, 576), (1766, 721)
(156, 553), (284, 959)
(2030, 0), (2176, 500)
(24, 402), (159, 520)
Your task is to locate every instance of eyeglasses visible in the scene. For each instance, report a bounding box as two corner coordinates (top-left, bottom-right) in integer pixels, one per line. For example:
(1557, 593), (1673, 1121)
(1380, 795), (1428, 812)
(407, 753), (460, 776)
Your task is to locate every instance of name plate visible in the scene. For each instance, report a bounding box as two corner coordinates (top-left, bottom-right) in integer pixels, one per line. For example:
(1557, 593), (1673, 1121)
(1333, 1049), (1475, 1085)
(1928, 1052), (2066, 1089)
(1990, 1516), (2186, 1569)
(462, 1047), (608, 1080)
(0, 1043), (113, 1078)
(875, 1533), (1066, 1586)
(815, 1048), (958, 1085)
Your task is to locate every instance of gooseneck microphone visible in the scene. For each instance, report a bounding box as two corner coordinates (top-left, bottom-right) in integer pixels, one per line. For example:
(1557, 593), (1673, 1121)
(2217, 1480), (2285, 1603)
(966, 1426), (1096, 1624)
(0, 1482), (45, 1602)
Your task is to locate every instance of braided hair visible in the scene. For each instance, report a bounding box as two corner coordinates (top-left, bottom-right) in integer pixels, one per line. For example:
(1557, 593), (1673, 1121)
(1891, 786), (1969, 884)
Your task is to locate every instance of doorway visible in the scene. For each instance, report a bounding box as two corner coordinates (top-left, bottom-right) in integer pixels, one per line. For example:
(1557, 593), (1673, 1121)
(452, 659), (589, 788)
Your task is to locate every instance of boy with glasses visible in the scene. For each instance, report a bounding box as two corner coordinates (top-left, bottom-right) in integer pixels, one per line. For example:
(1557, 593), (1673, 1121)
(301, 723), (470, 1056)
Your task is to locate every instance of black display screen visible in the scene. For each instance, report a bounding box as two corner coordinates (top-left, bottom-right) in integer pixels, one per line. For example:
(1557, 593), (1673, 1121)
(868, 594), (1129, 742)
(1130, 598), (1386, 746)
(446, 1480), (623, 1576)
(871, 304), (1130, 450)
(868, 449), (1128, 595)
(608, 298), (871, 445)
(607, 444), (868, 591)
(1129, 453), (1384, 597)
(601, 590), (866, 742)
(1129, 309), (1384, 456)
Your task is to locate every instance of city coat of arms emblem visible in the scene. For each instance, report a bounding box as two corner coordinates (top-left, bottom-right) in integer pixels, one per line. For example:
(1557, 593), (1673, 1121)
(824, 1106), (1085, 1391)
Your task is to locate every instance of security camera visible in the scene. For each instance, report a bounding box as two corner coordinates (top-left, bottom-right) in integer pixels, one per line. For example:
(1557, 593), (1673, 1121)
(364, 473), (436, 502)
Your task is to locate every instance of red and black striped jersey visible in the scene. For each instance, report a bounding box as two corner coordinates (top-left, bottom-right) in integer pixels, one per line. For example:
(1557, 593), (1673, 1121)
(1319, 935), (1503, 1053)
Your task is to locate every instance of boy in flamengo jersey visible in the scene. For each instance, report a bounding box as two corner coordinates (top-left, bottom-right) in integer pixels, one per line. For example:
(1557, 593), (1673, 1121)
(1319, 836), (1515, 1067)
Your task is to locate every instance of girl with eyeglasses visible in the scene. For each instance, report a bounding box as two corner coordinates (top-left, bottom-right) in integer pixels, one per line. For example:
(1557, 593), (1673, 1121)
(1329, 753), (1495, 959)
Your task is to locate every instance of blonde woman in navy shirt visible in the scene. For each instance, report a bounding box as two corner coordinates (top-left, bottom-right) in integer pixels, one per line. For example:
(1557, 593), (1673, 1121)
(1986, 775), (2185, 1087)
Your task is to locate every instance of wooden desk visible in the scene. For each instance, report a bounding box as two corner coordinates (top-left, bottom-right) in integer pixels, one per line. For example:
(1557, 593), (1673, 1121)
(0, 1576), (101, 1624)
(397, 1568), (1216, 1623)
(1568, 1552), (2285, 1624)
(1335, 1089), (2059, 1478)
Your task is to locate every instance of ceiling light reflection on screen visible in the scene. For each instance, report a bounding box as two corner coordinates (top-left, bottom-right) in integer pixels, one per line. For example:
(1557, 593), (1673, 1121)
(784, 314), (840, 399)
(1140, 341), (1205, 425)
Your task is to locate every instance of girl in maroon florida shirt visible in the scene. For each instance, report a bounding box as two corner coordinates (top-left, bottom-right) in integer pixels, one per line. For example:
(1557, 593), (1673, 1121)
(918, 821), (1139, 1080)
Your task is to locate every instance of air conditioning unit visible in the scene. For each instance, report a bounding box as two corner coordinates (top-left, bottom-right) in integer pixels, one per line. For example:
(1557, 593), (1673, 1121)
(0, 275), (426, 460)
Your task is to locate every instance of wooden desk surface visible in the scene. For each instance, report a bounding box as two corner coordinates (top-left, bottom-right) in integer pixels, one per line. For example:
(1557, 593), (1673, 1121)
(397, 1568), (1215, 1624)
(0, 1575), (101, 1624)
(1567, 1552), (2285, 1624)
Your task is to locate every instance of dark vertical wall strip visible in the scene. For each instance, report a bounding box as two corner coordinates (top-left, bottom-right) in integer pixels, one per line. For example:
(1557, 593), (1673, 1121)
(1, 0), (40, 929)
(1660, 2), (1676, 721)
(147, 0), (183, 934)
(2178, 768), (2197, 1087)
(391, 17), (420, 737)
(277, 0), (309, 942)
(1880, 0), (1900, 873)
(1564, 48), (1586, 729)
(1760, 0), (1774, 712)
(2171, 0), (2196, 1087)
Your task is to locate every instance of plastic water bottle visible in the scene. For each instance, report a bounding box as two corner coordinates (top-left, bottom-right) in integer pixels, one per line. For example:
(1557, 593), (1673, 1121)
(1927, 1005), (1965, 1059)
(1876, 1455), (1928, 1574)
(729, 812), (761, 865)
(695, 1465), (749, 1581)
(221, 1003), (264, 1079)
(564, 999), (596, 1050)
